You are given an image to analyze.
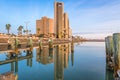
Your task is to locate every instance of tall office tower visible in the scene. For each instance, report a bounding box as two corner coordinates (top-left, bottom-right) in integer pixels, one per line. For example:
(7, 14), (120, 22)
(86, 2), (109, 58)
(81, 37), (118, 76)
(36, 17), (54, 37)
(54, 2), (64, 38)
(64, 13), (69, 38)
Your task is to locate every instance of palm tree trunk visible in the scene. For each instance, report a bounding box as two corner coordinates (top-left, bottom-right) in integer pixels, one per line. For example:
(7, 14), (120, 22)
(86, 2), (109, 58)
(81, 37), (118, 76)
(21, 31), (22, 35)
(8, 30), (9, 34)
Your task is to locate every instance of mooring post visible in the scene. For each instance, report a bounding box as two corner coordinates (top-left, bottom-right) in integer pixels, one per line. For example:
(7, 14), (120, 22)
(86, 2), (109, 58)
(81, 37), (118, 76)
(38, 38), (43, 50)
(11, 62), (14, 72)
(105, 37), (108, 56)
(105, 36), (114, 70)
(108, 36), (114, 59)
(113, 33), (120, 73)
(27, 37), (33, 47)
(15, 60), (18, 73)
(48, 38), (53, 49)
(15, 37), (19, 49)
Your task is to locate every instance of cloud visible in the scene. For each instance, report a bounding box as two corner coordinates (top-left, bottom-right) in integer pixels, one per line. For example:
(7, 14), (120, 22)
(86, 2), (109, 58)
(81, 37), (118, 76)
(66, 0), (120, 33)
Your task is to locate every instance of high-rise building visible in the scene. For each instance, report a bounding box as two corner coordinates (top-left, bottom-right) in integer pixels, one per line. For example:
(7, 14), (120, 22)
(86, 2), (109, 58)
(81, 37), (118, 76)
(36, 17), (54, 37)
(54, 1), (72, 39)
(63, 13), (69, 38)
(68, 27), (72, 38)
(54, 2), (64, 38)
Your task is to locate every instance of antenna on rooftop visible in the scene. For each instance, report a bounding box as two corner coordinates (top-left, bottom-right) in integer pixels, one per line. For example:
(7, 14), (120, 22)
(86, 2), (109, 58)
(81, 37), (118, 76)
(24, 21), (30, 35)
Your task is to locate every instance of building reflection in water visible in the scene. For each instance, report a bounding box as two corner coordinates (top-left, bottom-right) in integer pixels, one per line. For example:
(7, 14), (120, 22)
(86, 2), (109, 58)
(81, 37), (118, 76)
(0, 72), (18, 80)
(54, 45), (64, 80)
(36, 43), (74, 80)
(0, 49), (33, 80)
(54, 43), (74, 80)
(0, 43), (74, 80)
(71, 42), (74, 66)
(36, 46), (54, 64)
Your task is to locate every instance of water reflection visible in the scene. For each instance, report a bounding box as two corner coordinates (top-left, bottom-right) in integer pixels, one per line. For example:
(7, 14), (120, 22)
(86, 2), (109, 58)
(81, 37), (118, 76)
(0, 43), (75, 80)
(0, 49), (33, 80)
(0, 72), (18, 80)
(106, 69), (114, 80)
(35, 43), (74, 80)
(36, 46), (54, 64)
(54, 43), (74, 80)
(71, 42), (74, 66)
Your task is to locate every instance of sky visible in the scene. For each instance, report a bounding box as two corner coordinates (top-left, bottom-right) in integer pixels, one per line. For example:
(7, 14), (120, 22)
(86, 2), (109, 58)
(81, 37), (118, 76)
(0, 0), (120, 39)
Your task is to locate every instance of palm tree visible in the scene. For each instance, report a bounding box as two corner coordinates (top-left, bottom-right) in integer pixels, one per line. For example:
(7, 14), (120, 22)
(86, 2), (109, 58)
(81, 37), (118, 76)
(17, 25), (23, 35)
(23, 30), (26, 34)
(5, 24), (11, 34)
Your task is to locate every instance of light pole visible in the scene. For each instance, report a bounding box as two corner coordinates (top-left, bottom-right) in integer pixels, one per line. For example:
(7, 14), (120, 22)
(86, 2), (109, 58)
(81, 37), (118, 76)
(24, 21), (30, 35)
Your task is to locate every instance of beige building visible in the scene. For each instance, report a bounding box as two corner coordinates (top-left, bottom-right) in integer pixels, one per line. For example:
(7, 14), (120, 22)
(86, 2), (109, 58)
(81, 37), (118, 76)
(36, 1), (72, 39)
(68, 27), (72, 38)
(54, 2), (64, 38)
(63, 13), (69, 38)
(36, 17), (54, 37)
(54, 1), (72, 39)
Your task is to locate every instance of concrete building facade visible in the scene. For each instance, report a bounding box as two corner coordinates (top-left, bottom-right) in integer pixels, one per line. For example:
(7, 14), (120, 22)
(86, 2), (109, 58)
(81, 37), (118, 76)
(63, 13), (69, 38)
(54, 1), (72, 39)
(36, 1), (72, 39)
(54, 2), (64, 38)
(68, 27), (72, 38)
(36, 17), (54, 37)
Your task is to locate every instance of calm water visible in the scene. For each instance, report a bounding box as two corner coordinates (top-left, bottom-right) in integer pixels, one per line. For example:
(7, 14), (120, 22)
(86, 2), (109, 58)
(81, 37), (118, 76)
(0, 42), (112, 80)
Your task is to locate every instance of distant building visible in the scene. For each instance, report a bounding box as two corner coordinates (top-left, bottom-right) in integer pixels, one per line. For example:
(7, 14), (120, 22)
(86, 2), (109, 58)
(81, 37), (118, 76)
(54, 2), (64, 38)
(63, 13), (69, 38)
(36, 17), (54, 37)
(68, 27), (72, 38)
(54, 1), (72, 39)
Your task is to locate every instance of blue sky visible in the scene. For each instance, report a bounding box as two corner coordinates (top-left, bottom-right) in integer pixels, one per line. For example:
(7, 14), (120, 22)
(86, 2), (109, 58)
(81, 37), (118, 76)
(0, 0), (120, 34)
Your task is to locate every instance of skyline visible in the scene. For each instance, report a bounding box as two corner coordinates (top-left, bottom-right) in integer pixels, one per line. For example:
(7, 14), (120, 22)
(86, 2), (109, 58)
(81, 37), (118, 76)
(0, 0), (120, 36)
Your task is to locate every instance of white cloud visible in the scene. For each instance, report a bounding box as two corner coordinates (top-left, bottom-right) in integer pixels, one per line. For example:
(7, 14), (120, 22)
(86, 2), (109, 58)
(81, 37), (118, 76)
(77, 33), (113, 39)
(67, 0), (120, 33)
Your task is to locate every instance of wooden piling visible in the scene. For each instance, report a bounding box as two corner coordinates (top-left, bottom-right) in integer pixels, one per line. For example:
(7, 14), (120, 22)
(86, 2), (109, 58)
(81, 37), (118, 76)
(38, 38), (43, 50)
(48, 38), (53, 49)
(113, 33), (120, 68)
(106, 36), (114, 58)
(105, 36), (114, 70)
(27, 37), (33, 47)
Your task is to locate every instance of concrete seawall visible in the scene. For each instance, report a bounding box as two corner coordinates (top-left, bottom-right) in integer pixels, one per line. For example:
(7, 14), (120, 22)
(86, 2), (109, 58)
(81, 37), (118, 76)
(0, 37), (71, 51)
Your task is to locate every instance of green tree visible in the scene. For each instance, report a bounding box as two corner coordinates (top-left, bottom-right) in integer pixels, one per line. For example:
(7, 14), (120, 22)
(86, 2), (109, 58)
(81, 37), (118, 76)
(23, 30), (26, 33)
(17, 25), (23, 35)
(5, 24), (11, 34)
